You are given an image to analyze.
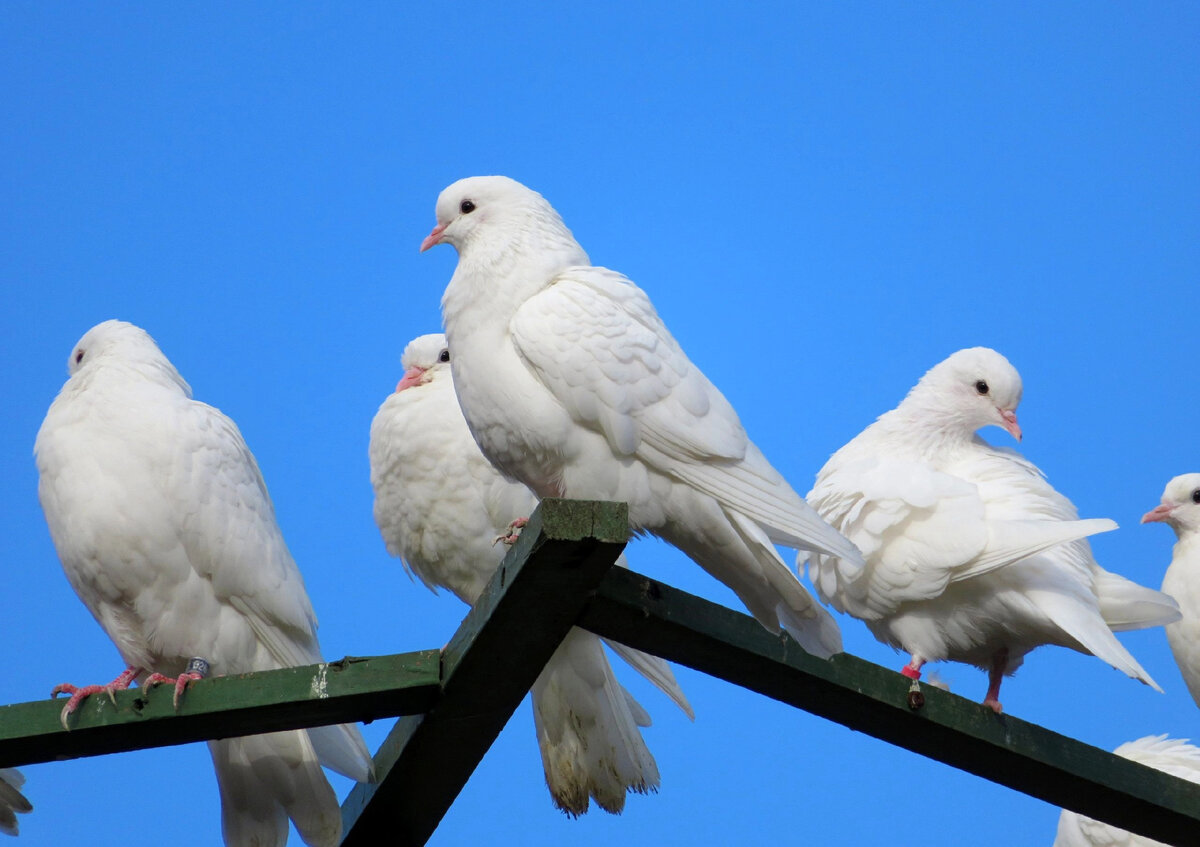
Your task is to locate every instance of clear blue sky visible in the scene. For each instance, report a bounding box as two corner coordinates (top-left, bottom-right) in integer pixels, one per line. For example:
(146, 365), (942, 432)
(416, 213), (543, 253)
(2, 4), (1197, 845)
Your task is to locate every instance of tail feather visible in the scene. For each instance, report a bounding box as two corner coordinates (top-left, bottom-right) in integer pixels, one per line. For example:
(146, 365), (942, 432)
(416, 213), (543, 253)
(728, 509), (843, 658)
(210, 730), (341, 847)
(1034, 592), (1164, 692)
(1093, 569), (1182, 631)
(531, 628), (660, 816)
(0, 769), (31, 837)
(602, 637), (695, 720)
(307, 721), (375, 783)
(653, 440), (866, 568)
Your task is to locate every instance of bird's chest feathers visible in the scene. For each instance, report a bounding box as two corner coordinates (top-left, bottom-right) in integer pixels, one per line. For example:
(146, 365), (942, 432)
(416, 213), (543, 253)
(448, 342), (573, 497)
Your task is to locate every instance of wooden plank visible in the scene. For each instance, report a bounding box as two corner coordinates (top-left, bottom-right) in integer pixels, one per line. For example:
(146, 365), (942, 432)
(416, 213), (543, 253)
(340, 498), (629, 847)
(0, 651), (440, 768)
(577, 565), (1200, 846)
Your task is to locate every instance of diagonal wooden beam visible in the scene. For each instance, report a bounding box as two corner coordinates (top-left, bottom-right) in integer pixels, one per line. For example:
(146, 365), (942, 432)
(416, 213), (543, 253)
(0, 651), (441, 768)
(339, 498), (629, 847)
(576, 565), (1200, 847)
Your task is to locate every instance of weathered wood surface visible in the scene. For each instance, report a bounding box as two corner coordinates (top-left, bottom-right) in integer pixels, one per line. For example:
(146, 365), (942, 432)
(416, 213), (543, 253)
(0, 650), (440, 767)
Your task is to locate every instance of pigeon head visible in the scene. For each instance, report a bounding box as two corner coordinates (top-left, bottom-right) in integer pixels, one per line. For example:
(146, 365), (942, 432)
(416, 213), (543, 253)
(65, 320), (191, 395)
(420, 175), (587, 274)
(395, 333), (450, 393)
(1142, 473), (1200, 536)
(907, 347), (1024, 441)
(68, 320), (162, 375)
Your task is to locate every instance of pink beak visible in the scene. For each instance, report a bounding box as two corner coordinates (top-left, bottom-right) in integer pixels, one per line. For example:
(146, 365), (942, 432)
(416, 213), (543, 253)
(395, 366), (426, 393)
(1142, 503), (1174, 524)
(999, 409), (1022, 442)
(420, 222), (447, 253)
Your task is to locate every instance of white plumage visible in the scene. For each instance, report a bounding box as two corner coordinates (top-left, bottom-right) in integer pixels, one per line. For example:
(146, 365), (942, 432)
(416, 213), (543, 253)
(0, 769), (31, 837)
(806, 347), (1178, 711)
(35, 320), (373, 847)
(368, 333), (692, 816)
(1053, 735), (1200, 847)
(1143, 473), (1200, 708)
(423, 175), (862, 658)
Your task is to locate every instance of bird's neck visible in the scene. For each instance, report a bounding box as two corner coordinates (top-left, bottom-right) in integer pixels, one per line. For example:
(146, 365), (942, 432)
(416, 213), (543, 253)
(1174, 532), (1200, 564)
(442, 227), (588, 331)
(882, 402), (978, 460)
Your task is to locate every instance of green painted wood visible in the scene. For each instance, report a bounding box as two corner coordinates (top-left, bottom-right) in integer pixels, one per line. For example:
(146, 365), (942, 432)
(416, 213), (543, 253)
(0, 651), (440, 768)
(578, 565), (1200, 847)
(340, 498), (629, 847)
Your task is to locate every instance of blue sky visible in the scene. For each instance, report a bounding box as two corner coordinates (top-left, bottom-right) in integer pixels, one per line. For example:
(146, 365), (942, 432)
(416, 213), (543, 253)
(2, 4), (1197, 844)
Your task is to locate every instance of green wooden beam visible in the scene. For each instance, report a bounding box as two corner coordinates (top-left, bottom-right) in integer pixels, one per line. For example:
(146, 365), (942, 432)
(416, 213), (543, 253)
(577, 565), (1200, 847)
(0, 651), (440, 768)
(340, 498), (629, 847)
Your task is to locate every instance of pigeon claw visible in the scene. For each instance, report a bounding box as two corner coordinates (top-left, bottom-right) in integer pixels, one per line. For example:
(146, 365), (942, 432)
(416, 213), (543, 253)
(51, 667), (141, 729)
(492, 517), (529, 547)
(144, 658), (210, 711)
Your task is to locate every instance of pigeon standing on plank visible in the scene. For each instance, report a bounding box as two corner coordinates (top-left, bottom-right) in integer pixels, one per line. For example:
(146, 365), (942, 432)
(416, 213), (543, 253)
(1053, 735), (1200, 847)
(1142, 473), (1200, 707)
(0, 769), (31, 837)
(805, 347), (1178, 711)
(35, 320), (374, 847)
(422, 175), (862, 658)
(369, 333), (693, 816)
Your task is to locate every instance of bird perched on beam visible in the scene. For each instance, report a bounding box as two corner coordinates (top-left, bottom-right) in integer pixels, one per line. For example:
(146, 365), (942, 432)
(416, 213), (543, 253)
(369, 332), (693, 816)
(35, 320), (374, 847)
(805, 347), (1177, 712)
(423, 175), (861, 659)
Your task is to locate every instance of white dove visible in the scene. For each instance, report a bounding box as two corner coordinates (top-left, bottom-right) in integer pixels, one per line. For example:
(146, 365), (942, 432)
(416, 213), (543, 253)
(0, 769), (31, 837)
(422, 175), (862, 658)
(1053, 735), (1200, 847)
(805, 347), (1178, 712)
(35, 320), (374, 847)
(1142, 473), (1200, 707)
(369, 332), (693, 816)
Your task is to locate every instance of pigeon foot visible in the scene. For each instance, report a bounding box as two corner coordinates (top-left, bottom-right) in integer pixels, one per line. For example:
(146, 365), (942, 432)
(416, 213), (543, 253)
(492, 517), (529, 546)
(51, 666), (142, 729)
(981, 648), (1007, 714)
(144, 657), (211, 709)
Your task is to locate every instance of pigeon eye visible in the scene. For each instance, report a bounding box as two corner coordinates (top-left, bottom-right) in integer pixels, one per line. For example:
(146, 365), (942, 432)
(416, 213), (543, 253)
(975, 380), (989, 395)
(1192, 489), (1200, 504)
(74, 350), (84, 365)
(460, 200), (476, 214)
(438, 349), (450, 363)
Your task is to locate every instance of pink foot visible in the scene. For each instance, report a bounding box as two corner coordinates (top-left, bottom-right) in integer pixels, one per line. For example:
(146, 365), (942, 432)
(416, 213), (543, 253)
(51, 667), (141, 729)
(143, 672), (202, 710)
(144, 658), (211, 710)
(492, 517), (529, 546)
(982, 647), (1008, 714)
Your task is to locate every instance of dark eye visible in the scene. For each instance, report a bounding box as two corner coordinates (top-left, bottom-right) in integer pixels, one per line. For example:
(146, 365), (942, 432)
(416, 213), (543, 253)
(74, 349), (84, 364)
(460, 199), (476, 214)
(975, 380), (989, 395)
(1192, 489), (1200, 504)
(438, 349), (450, 363)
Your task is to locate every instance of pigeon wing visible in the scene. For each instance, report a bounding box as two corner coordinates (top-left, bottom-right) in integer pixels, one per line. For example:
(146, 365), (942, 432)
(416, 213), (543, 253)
(511, 266), (860, 562)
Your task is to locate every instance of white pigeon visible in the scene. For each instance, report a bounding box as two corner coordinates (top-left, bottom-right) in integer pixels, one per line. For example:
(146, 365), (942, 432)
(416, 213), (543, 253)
(422, 175), (862, 658)
(1142, 473), (1200, 707)
(35, 321), (374, 847)
(805, 347), (1178, 711)
(0, 769), (31, 837)
(1053, 735), (1200, 847)
(369, 332), (693, 816)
